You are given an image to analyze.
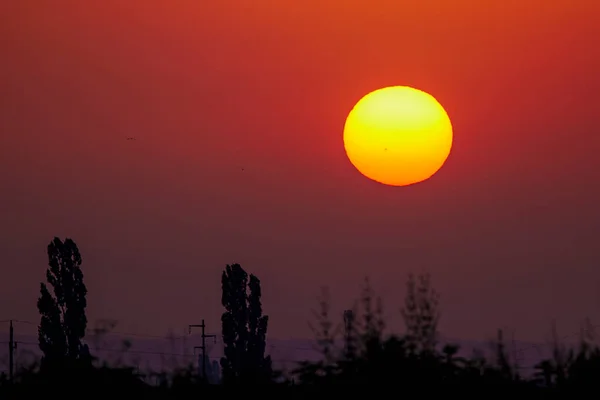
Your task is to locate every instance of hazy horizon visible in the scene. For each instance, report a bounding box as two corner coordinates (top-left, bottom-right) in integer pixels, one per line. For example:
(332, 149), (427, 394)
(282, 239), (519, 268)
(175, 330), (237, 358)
(4, 320), (596, 378)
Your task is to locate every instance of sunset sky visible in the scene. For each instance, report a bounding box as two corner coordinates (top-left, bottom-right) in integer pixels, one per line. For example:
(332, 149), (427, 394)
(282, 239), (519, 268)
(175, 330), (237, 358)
(1, 1), (599, 343)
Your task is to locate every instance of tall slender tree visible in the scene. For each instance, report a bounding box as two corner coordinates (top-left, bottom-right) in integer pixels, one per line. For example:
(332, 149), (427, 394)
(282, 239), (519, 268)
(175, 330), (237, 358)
(401, 273), (440, 355)
(247, 273), (271, 376)
(37, 237), (90, 369)
(220, 263), (272, 384)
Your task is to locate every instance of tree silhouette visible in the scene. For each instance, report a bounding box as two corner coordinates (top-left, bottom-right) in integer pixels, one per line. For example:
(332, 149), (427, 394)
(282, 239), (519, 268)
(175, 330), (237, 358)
(37, 237), (91, 370)
(294, 287), (339, 385)
(220, 263), (272, 384)
(357, 277), (385, 347)
(401, 272), (439, 355)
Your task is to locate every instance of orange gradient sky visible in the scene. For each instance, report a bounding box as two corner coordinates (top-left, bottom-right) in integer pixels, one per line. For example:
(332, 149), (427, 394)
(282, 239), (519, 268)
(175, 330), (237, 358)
(1, 1), (599, 342)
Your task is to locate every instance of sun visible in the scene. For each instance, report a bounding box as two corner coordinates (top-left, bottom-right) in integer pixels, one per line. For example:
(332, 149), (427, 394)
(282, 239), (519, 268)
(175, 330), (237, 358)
(343, 86), (453, 187)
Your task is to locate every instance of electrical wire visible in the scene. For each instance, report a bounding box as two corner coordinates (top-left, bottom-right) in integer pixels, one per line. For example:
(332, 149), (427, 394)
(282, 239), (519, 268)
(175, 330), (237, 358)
(2, 318), (598, 370)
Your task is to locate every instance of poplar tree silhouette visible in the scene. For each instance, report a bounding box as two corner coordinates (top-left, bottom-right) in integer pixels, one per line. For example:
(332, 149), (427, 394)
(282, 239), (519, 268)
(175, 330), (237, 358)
(37, 237), (91, 370)
(220, 263), (272, 384)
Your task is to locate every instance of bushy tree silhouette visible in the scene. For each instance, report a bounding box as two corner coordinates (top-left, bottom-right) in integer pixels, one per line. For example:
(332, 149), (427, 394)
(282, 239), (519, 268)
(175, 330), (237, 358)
(220, 263), (272, 384)
(37, 237), (91, 371)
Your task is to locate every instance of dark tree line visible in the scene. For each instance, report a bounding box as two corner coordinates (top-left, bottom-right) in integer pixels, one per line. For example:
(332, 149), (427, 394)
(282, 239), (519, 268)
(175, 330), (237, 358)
(2, 236), (600, 396)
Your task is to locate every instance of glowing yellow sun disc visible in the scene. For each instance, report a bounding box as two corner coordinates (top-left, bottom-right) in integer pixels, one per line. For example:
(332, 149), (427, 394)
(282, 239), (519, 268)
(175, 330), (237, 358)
(343, 86), (453, 186)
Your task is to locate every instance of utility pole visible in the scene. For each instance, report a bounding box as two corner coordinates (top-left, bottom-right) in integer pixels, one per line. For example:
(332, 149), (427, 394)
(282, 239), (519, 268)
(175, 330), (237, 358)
(8, 320), (17, 384)
(189, 319), (216, 381)
(512, 331), (520, 377)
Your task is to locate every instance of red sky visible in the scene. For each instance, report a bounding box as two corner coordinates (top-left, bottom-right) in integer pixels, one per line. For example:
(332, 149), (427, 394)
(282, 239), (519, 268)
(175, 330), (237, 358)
(1, 0), (599, 343)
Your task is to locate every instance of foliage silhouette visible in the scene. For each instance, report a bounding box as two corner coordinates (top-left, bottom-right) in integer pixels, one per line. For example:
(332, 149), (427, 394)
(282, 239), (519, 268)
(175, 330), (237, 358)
(401, 272), (439, 355)
(37, 237), (91, 373)
(291, 272), (600, 394)
(220, 263), (273, 384)
(2, 239), (600, 394)
(294, 287), (339, 385)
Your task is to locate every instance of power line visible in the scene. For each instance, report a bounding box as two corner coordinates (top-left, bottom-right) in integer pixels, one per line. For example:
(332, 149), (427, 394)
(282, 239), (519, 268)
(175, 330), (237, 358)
(0, 319), (36, 325)
(1, 319), (189, 341)
(0, 319), (316, 351)
(2, 340), (301, 364)
(0, 339), (555, 371)
(4, 318), (598, 362)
